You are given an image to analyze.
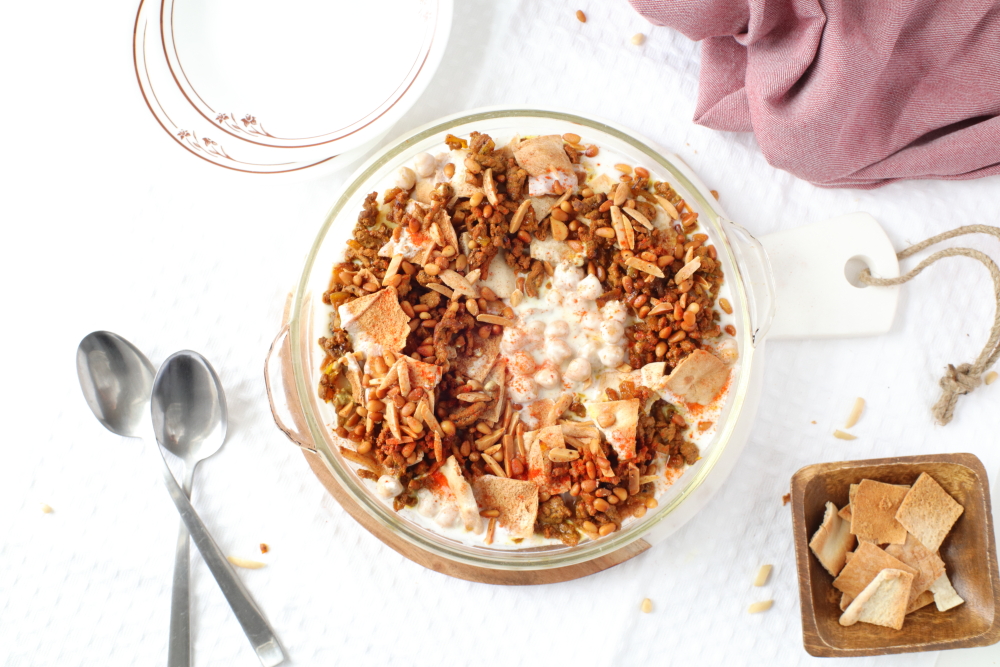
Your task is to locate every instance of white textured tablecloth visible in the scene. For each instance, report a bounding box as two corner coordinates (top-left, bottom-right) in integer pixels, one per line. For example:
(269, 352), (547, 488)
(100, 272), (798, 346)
(3, 1), (1000, 666)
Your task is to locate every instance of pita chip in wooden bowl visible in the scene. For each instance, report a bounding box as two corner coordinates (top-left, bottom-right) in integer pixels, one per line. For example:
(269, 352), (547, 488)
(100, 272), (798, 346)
(791, 453), (1000, 657)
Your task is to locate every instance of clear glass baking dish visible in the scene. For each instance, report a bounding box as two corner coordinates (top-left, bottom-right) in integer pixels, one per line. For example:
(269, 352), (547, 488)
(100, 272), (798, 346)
(268, 107), (777, 571)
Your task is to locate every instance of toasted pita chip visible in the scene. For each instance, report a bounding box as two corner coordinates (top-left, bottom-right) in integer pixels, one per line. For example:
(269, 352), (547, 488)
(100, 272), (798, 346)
(838, 504), (853, 522)
(664, 349), (729, 405)
(851, 479), (910, 545)
(401, 357), (443, 407)
(885, 532), (946, 605)
(338, 287), (410, 357)
(839, 568), (914, 630)
(907, 589), (935, 614)
(929, 572), (964, 611)
(840, 592), (854, 611)
(895, 473), (964, 552)
(440, 456), (483, 534)
(583, 399), (640, 461)
(530, 236), (585, 267)
(526, 425), (571, 494)
(638, 362), (669, 397)
(559, 420), (600, 439)
(511, 135), (575, 177)
(833, 542), (917, 597)
(472, 475), (539, 539)
(809, 502), (857, 577)
(453, 336), (502, 384)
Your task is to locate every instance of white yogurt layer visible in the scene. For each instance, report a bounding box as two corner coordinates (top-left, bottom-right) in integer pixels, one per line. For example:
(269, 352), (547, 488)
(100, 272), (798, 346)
(333, 139), (739, 549)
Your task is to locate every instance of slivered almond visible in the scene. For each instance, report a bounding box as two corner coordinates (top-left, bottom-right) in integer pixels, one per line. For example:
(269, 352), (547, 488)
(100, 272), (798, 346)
(382, 253), (404, 286)
(547, 448), (580, 463)
(440, 270), (476, 298)
(673, 256), (701, 283)
(465, 268), (481, 285)
(477, 314), (516, 327)
(610, 206), (628, 248)
(623, 207), (653, 230)
(754, 564), (773, 587)
(638, 475), (659, 485)
(552, 393), (574, 422)
(648, 301), (671, 315)
(625, 256), (665, 278)
(748, 600), (773, 614)
(614, 181), (630, 206)
(377, 362), (400, 391)
(385, 400), (402, 439)
(483, 443), (503, 456)
(426, 283), (454, 299)
(654, 194), (680, 220)
(227, 556), (266, 569)
(457, 391), (493, 402)
(502, 435), (515, 474)
(844, 397), (865, 429)
(475, 429), (505, 449)
(507, 411), (521, 435)
(622, 213), (635, 249)
(483, 168), (498, 206)
(397, 360), (411, 395)
(510, 199), (532, 234)
(832, 430), (857, 440)
(433, 430), (443, 462)
(986, 371), (998, 385)
(483, 452), (507, 477)
(485, 517), (498, 544)
(417, 399), (444, 437)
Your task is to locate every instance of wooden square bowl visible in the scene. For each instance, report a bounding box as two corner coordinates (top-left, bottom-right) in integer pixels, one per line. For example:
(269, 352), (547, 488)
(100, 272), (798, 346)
(791, 452), (1000, 657)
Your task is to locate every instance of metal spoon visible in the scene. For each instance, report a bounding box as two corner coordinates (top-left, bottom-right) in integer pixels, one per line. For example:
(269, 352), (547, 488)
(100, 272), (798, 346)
(76, 332), (285, 667)
(153, 351), (227, 667)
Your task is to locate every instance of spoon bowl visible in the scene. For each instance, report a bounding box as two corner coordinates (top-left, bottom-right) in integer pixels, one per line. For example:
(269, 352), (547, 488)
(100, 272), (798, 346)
(76, 331), (155, 437)
(151, 351), (227, 468)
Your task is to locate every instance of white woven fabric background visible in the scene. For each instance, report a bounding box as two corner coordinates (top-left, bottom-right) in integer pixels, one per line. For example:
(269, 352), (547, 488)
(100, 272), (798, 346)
(2, 1), (1000, 666)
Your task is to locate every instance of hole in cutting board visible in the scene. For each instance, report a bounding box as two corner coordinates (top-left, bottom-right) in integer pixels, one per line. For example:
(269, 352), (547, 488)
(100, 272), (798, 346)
(844, 256), (872, 289)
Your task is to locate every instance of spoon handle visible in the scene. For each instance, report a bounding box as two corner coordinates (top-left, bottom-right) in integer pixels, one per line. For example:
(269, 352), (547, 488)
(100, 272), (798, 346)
(153, 443), (285, 667)
(167, 470), (195, 667)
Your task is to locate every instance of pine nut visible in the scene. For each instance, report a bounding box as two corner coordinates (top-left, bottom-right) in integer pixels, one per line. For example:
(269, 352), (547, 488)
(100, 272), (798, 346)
(598, 523), (617, 536)
(551, 218), (569, 241)
(563, 132), (581, 143)
(593, 498), (610, 512)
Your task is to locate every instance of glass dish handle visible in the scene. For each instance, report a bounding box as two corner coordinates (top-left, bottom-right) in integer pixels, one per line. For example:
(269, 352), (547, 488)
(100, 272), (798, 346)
(265, 325), (317, 452)
(721, 219), (777, 346)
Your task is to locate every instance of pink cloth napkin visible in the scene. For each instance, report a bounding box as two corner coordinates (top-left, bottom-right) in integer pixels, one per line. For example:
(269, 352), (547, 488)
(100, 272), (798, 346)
(630, 0), (1000, 188)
